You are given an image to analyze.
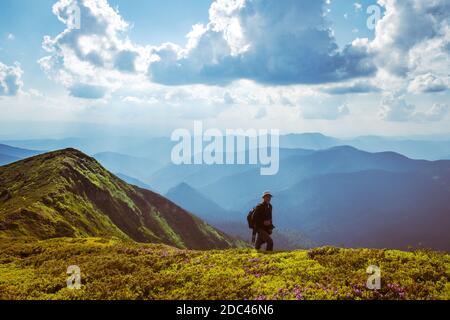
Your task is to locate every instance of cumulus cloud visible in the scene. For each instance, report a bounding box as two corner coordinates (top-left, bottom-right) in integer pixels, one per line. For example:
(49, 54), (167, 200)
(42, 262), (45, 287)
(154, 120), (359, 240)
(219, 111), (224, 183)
(0, 62), (23, 96)
(39, 0), (147, 98)
(322, 81), (380, 95)
(223, 91), (235, 105)
(299, 91), (350, 120)
(379, 94), (415, 122)
(370, 0), (450, 83)
(408, 73), (448, 93)
(38, 0), (450, 130)
(418, 103), (449, 122)
(379, 94), (449, 122)
(302, 103), (349, 120)
(148, 0), (376, 86)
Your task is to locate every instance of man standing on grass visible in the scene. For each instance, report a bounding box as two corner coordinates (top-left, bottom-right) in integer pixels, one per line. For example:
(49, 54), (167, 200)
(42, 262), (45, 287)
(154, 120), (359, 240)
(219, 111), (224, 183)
(253, 191), (275, 251)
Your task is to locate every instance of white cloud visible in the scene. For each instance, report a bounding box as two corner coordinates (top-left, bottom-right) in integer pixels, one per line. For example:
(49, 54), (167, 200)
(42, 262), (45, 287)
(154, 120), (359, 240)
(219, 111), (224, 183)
(321, 80), (380, 95)
(7, 33), (15, 40)
(32, 0), (450, 130)
(379, 94), (415, 122)
(419, 103), (449, 122)
(148, 0), (376, 85)
(0, 62), (23, 96)
(379, 94), (449, 122)
(408, 73), (448, 93)
(361, 0), (450, 122)
(369, 0), (450, 80)
(39, 0), (148, 99)
(302, 102), (350, 120)
(254, 107), (267, 119)
(298, 92), (350, 120)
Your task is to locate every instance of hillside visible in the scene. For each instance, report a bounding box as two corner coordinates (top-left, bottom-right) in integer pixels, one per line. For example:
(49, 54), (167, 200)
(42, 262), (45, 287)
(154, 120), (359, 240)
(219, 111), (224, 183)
(0, 149), (242, 250)
(0, 238), (448, 300)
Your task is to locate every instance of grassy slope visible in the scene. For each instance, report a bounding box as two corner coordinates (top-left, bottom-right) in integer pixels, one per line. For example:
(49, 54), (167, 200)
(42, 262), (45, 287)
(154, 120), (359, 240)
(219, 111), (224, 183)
(0, 238), (448, 300)
(0, 149), (242, 250)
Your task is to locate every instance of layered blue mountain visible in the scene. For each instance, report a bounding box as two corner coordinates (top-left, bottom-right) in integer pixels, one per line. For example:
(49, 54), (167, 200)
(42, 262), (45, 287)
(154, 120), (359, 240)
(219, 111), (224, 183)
(279, 134), (450, 160)
(165, 182), (316, 250)
(199, 146), (433, 209)
(0, 144), (44, 165)
(93, 152), (161, 181)
(166, 182), (241, 223)
(115, 173), (154, 191)
(274, 170), (449, 251)
(157, 146), (450, 251)
(149, 148), (314, 193)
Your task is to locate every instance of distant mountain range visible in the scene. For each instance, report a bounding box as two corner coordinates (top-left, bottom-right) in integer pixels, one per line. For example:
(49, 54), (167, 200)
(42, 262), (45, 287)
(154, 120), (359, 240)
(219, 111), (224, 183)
(0, 137), (174, 162)
(93, 152), (162, 181)
(274, 169), (450, 251)
(156, 146), (450, 251)
(3, 132), (450, 162)
(165, 182), (316, 250)
(280, 133), (450, 160)
(1, 135), (449, 251)
(115, 173), (154, 191)
(0, 144), (44, 165)
(166, 182), (242, 223)
(149, 148), (314, 193)
(190, 146), (434, 209)
(0, 149), (242, 250)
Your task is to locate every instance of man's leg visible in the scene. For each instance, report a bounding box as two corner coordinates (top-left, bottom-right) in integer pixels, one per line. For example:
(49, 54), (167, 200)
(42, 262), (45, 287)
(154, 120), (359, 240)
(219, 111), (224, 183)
(256, 229), (273, 251)
(265, 233), (273, 251)
(255, 229), (265, 250)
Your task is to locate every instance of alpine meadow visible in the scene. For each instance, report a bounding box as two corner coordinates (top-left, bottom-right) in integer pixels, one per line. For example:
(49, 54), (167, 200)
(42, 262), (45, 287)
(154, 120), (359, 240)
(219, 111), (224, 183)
(0, 0), (449, 306)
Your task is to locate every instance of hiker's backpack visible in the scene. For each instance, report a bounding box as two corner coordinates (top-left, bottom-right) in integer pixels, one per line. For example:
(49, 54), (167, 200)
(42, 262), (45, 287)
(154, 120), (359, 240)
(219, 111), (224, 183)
(247, 207), (256, 229)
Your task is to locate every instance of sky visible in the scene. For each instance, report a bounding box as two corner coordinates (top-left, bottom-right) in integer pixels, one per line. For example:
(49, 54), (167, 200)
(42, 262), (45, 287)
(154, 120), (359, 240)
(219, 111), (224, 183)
(0, 0), (449, 139)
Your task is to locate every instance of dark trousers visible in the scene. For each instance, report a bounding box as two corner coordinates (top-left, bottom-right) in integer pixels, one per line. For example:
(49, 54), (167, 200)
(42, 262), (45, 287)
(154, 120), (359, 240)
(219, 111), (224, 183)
(255, 229), (273, 251)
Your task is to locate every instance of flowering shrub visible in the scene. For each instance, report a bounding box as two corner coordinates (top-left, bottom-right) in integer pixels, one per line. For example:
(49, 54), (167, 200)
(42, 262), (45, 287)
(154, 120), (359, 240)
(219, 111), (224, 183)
(0, 239), (448, 300)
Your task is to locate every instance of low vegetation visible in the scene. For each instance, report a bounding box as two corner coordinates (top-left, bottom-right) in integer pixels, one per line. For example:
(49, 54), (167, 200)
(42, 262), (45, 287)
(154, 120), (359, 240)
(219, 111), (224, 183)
(0, 238), (448, 300)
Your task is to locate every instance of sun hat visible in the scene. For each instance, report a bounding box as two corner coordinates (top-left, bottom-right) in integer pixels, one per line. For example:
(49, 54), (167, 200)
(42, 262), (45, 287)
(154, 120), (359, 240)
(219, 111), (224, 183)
(262, 191), (273, 198)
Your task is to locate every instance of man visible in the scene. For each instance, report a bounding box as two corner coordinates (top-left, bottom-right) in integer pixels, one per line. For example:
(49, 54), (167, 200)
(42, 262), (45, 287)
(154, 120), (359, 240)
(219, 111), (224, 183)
(253, 191), (275, 251)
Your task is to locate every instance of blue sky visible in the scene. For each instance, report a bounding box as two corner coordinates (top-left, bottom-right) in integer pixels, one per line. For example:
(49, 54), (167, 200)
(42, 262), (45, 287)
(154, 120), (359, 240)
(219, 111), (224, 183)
(0, 0), (449, 139)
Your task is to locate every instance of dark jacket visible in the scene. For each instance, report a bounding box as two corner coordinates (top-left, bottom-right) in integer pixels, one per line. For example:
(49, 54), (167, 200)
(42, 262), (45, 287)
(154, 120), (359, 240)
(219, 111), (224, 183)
(253, 202), (274, 232)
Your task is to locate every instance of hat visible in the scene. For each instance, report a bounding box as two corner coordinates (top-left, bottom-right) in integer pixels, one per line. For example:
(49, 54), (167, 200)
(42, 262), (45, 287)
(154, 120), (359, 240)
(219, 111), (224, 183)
(262, 191), (273, 198)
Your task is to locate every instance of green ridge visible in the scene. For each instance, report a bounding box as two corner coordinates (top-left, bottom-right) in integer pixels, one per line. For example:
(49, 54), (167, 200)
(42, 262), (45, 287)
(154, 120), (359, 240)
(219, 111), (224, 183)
(0, 149), (242, 250)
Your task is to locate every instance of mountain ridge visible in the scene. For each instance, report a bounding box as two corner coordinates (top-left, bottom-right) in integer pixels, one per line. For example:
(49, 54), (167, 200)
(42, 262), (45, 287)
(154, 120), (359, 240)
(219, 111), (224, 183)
(0, 148), (242, 250)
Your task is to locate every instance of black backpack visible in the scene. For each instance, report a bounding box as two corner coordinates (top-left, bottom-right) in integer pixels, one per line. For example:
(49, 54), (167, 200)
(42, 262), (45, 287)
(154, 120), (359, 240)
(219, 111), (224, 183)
(247, 207), (256, 229)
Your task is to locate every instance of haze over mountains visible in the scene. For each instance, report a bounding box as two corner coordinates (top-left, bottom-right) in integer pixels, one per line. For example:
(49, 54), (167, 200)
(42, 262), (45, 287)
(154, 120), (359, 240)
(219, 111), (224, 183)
(165, 182), (316, 250)
(1, 132), (449, 251)
(162, 146), (450, 251)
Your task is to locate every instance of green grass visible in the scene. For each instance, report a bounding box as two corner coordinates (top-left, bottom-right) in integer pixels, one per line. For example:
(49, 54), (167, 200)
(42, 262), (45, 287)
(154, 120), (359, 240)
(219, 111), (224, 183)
(0, 238), (448, 300)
